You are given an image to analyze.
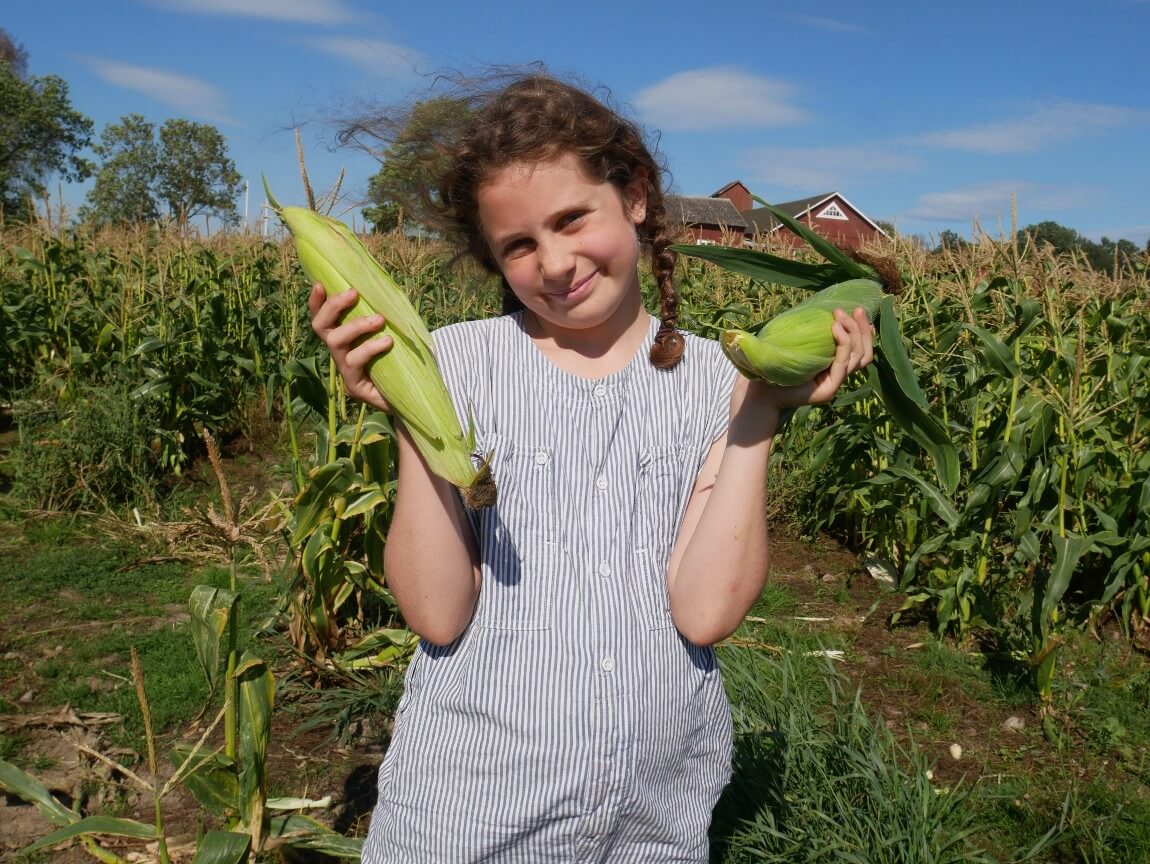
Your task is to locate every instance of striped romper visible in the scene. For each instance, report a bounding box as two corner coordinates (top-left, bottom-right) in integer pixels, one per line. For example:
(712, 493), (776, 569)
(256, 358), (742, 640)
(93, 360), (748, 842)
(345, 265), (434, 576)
(361, 311), (739, 863)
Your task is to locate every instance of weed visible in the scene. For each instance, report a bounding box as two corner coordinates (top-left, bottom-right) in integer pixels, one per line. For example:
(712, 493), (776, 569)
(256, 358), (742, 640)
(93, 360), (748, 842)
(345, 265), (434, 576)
(712, 645), (992, 863)
(12, 382), (166, 511)
(282, 666), (405, 749)
(0, 733), (23, 760)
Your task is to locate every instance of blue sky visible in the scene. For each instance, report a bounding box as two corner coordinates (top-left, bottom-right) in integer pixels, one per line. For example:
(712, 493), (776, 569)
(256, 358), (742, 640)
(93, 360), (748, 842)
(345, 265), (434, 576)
(8, 0), (1150, 246)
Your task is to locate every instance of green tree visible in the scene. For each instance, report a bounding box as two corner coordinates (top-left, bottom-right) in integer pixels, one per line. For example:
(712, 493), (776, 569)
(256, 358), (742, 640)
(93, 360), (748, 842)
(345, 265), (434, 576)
(155, 119), (242, 229)
(1092, 236), (1140, 272)
(1017, 221), (1142, 272)
(361, 180), (404, 234)
(0, 30), (93, 221)
(1018, 220), (1083, 255)
(936, 229), (967, 252)
(81, 116), (242, 230)
(361, 96), (471, 232)
(80, 113), (160, 226)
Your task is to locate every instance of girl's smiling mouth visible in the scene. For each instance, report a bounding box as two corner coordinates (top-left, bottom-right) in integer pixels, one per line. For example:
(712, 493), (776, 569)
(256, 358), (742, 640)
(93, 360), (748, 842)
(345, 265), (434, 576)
(550, 271), (596, 300)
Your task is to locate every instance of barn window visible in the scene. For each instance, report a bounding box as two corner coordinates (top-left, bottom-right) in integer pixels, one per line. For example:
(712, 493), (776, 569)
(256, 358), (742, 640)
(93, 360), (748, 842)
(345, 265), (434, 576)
(817, 203), (847, 220)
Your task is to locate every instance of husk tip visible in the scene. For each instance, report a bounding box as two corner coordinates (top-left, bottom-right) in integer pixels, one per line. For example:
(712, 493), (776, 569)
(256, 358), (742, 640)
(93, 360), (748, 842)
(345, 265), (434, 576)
(459, 453), (497, 511)
(261, 175), (282, 213)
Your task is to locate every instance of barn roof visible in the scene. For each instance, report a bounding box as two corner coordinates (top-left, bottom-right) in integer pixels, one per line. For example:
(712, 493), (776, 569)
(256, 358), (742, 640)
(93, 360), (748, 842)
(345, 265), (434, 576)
(742, 192), (888, 238)
(666, 195), (747, 230)
(742, 193), (836, 234)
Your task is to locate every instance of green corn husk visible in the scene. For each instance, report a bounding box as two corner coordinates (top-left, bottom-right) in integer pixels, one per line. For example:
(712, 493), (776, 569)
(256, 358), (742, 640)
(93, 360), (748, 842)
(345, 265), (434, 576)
(722, 278), (884, 386)
(265, 181), (495, 509)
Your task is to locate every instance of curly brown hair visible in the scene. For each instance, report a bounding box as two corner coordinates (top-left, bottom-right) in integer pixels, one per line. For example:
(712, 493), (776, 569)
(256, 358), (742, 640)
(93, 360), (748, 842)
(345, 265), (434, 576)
(343, 69), (684, 369)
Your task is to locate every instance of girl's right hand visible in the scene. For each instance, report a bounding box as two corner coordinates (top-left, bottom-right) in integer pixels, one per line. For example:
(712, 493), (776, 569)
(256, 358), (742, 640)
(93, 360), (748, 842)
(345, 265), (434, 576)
(307, 283), (394, 412)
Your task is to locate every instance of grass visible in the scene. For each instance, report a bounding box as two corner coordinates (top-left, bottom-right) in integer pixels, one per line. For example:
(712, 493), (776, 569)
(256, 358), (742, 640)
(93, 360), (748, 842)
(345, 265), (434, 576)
(712, 543), (1150, 864)
(0, 509), (280, 752)
(712, 644), (993, 864)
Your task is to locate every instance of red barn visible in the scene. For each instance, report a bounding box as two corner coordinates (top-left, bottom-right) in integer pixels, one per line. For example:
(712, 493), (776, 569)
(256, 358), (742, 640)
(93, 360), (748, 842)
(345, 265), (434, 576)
(670, 180), (887, 249)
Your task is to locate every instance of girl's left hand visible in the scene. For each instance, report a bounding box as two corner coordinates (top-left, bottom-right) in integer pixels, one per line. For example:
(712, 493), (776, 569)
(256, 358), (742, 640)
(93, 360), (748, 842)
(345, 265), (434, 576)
(771, 305), (874, 408)
(806, 305), (874, 403)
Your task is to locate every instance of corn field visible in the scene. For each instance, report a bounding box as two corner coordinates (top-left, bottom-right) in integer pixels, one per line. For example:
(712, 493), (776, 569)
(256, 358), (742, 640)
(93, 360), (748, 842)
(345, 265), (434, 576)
(1, 222), (1147, 694)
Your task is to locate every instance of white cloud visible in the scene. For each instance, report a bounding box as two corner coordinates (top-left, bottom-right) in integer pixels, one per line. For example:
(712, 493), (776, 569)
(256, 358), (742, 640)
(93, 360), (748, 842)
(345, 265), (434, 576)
(79, 56), (238, 126)
(903, 180), (1098, 222)
(916, 102), (1150, 154)
(634, 67), (811, 131)
(786, 14), (866, 33)
(310, 37), (425, 80)
(740, 146), (922, 192)
(143, 0), (355, 24)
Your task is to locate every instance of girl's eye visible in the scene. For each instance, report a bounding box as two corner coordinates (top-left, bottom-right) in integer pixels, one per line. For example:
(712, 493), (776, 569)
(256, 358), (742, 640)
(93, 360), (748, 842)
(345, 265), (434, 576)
(559, 211), (586, 228)
(502, 238), (532, 258)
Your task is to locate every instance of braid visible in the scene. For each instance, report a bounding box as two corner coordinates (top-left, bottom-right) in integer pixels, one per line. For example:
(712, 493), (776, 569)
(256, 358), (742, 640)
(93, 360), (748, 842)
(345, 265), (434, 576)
(644, 191), (684, 369)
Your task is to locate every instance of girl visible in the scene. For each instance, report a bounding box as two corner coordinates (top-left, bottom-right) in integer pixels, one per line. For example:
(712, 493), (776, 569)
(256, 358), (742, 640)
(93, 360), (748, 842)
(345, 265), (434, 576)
(309, 72), (872, 862)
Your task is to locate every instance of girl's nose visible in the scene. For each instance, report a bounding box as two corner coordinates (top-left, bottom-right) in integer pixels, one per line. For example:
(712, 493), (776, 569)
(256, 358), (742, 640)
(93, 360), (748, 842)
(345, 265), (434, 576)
(536, 238), (575, 279)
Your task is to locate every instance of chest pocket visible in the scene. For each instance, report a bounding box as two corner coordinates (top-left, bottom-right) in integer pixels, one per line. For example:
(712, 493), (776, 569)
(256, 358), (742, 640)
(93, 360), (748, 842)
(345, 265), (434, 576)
(628, 441), (694, 630)
(471, 433), (557, 630)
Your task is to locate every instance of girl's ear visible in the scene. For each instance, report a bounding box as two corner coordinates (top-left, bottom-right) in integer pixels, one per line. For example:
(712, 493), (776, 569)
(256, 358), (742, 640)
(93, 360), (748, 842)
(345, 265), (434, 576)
(625, 166), (649, 225)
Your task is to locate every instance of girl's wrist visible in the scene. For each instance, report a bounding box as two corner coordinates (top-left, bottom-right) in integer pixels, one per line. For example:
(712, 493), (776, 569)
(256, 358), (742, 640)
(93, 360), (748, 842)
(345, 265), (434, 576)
(727, 378), (781, 445)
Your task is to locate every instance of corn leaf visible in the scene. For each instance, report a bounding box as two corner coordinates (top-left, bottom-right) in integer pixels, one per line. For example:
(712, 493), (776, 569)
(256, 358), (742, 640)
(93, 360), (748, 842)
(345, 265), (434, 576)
(237, 651), (273, 848)
(292, 459), (357, 544)
(20, 816), (159, 854)
(871, 354), (959, 496)
(0, 759), (78, 827)
(268, 814), (364, 858)
(871, 296), (960, 494)
(964, 323), (1020, 379)
(1041, 534), (1091, 628)
(881, 466), (961, 530)
(669, 242), (846, 289)
(188, 585), (237, 695)
(191, 830), (252, 864)
(170, 745), (240, 815)
(286, 355), (332, 419)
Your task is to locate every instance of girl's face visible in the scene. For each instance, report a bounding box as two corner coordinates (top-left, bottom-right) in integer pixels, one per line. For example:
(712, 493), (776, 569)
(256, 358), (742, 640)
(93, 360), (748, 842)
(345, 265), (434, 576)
(477, 152), (647, 344)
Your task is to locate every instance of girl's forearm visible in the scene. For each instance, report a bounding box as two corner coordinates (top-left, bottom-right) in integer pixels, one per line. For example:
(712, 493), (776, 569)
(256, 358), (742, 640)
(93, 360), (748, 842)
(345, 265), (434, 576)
(669, 382), (780, 645)
(384, 424), (481, 645)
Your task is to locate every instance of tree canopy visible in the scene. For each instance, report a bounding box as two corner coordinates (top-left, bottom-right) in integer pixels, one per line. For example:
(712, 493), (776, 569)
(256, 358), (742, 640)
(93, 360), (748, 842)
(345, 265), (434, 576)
(81, 116), (242, 229)
(81, 114), (161, 226)
(1016, 221), (1143, 272)
(0, 29), (94, 221)
(361, 97), (472, 233)
(156, 119), (242, 227)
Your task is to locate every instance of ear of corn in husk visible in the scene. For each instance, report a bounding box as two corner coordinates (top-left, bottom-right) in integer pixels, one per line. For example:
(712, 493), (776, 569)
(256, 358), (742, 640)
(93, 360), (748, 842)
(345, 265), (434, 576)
(264, 179), (495, 510)
(670, 197), (960, 496)
(722, 278), (884, 386)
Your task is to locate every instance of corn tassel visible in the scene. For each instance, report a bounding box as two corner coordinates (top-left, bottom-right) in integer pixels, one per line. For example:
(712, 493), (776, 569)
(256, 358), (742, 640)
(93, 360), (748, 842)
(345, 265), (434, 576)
(722, 278), (884, 386)
(266, 181), (495, 509)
